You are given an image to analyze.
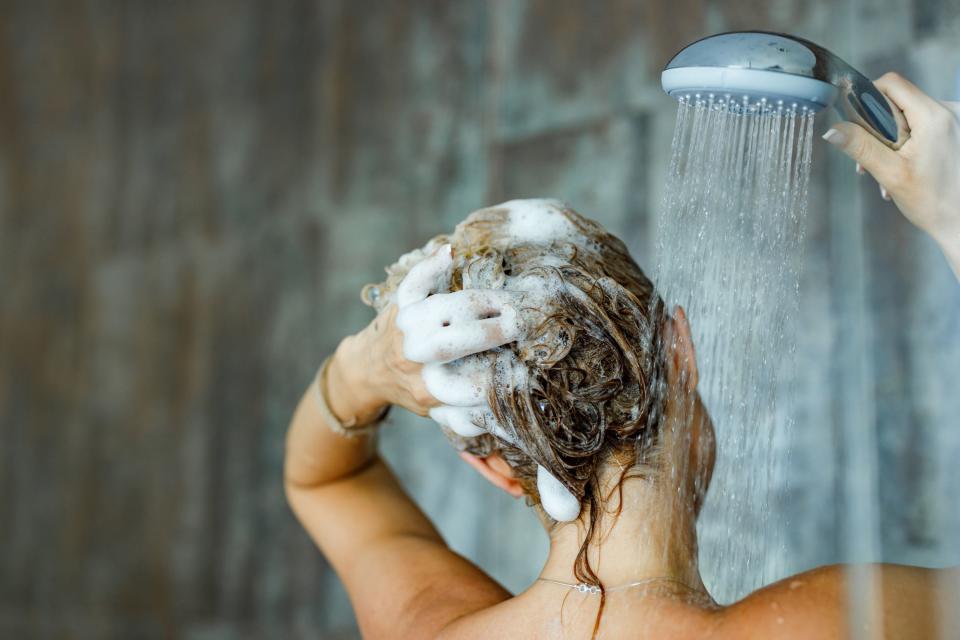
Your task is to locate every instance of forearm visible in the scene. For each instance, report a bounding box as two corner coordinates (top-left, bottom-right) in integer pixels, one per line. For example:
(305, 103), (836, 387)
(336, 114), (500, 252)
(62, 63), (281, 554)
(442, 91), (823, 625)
(284, 337), (388, 489)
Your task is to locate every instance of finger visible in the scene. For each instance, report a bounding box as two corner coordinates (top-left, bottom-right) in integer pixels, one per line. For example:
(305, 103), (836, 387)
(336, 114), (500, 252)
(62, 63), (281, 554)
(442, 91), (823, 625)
(429, 404), (519, 444)
(874, 72), (941, 123)
(397, 289), (523, 330)
(402, 311), (522, 363)
(397, 291), (527, 363)
(880, 185), (891, 201)
(822, 122), (906, 189)
(429, 404), (519, 445)
(429, 405), (488, 437)
(396, 244), (453, 308)
(487, 416), (518, 445)
(422, 354), (493, 406)
(494, 349), (529, 391)
(537, 465), (580, 522)
(856, 162), (864, 175)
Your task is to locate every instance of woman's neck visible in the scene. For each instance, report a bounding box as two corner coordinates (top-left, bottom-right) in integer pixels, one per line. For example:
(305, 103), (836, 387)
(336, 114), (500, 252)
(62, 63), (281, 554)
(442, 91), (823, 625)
(537, 473), (705, 592)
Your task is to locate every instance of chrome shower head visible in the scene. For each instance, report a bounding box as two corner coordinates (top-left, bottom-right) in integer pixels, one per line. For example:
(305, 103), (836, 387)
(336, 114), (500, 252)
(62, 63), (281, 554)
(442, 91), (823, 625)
(661, 31), (910, 149)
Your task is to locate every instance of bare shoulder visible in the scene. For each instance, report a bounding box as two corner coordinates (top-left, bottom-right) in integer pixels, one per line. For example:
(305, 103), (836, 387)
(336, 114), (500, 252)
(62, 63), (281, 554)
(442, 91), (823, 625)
(439, 571), (844, 640)
(437, 565), (957, 640)
(715, 565), (847, 639)
(717, 563), (954, 640)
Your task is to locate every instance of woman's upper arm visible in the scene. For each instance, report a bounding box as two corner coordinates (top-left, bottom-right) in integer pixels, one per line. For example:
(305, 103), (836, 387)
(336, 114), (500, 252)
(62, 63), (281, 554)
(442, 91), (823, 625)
(286, 456), (511, 638)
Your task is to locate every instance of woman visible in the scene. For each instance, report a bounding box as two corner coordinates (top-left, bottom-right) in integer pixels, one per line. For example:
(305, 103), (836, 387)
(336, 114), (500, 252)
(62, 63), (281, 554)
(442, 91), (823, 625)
(284, 73), (959, 639)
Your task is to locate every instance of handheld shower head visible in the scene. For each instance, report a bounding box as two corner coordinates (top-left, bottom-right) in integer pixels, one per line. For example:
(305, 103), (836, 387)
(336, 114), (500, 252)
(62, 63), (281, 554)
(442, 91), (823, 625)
(661, 31), (910, 149)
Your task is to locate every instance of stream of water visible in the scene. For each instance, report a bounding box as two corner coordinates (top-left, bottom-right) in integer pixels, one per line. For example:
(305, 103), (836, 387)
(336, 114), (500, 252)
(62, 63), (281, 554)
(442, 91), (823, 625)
(653, 96), (815, 603)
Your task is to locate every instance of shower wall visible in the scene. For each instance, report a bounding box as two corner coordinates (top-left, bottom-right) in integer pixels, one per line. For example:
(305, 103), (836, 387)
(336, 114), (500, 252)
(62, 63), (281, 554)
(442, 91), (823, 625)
(1, 1), (958, 638)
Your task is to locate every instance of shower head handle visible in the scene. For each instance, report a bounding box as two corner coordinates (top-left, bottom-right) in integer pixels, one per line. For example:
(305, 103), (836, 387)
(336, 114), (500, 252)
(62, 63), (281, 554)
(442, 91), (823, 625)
(829, 62), (911, 150)
(662, 31), (910, 149)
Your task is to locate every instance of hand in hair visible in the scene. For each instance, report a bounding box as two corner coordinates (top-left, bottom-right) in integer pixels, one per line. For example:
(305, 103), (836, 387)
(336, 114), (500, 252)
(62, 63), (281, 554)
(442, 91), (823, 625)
(334, 244), (529, 419)
(395, 244), (527, 364)
(283, 241), (521, 640)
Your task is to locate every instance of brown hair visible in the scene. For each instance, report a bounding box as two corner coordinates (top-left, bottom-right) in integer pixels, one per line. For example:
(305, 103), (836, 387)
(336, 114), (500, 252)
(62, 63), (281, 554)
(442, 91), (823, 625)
(364, 202), (670, 636)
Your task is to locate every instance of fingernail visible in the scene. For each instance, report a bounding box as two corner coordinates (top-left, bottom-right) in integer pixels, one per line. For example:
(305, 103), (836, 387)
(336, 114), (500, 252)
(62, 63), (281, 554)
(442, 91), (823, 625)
(880, 186), (891, 201)
(822, 128), (847, 145)
(856, 162), (864, 175)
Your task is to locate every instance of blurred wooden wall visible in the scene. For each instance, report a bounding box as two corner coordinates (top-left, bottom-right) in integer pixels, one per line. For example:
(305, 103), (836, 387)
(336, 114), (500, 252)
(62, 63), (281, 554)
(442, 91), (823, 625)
(1, 1), (958, 638)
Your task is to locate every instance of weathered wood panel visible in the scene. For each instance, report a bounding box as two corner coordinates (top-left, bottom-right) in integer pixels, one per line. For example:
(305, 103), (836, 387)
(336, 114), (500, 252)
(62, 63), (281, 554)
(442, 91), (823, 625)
(1, 0), (958, 637)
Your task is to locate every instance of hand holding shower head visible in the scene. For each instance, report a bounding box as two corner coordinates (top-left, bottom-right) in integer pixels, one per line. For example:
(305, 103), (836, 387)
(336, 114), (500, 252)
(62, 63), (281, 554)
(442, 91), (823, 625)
(661, 31), (910, 149)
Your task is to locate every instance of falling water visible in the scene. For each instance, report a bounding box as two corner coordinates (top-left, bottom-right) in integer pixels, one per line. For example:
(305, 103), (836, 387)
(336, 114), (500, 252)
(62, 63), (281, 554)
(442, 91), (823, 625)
(653, 96), (815, 604)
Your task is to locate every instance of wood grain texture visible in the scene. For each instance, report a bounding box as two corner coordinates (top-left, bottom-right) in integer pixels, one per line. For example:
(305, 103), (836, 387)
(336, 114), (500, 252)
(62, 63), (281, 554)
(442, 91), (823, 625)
(0, 1), (958, 638)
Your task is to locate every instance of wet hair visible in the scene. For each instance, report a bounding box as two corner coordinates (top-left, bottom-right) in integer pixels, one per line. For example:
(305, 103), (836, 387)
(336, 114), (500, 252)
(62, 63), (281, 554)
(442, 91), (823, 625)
(363, 202), (670, 635)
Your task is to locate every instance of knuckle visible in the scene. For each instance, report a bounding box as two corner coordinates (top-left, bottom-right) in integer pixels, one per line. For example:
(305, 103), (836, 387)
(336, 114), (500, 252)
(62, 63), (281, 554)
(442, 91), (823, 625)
(413, 388), (435, 407)
(850, 136), (870, 160)
(876, 71), (903, 89)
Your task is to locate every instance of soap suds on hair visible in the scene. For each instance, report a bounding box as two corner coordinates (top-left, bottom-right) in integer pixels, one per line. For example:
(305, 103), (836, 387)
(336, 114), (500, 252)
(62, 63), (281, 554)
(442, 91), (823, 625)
(502, 198), (582, 246)
(537, 464), (582, 522)
(396, 291), (524, 364)
(429, 405), (490, 438)
(422, 355), (492, 407)
(364, 198), (639, 523)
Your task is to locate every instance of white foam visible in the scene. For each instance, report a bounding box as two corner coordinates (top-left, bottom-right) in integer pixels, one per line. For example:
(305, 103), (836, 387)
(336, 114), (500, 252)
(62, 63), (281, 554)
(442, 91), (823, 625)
(393, 237), (447, 273)
(396, 244), (453, 308)
(505, 271), (561, 312)
(487, 418), (519, 445)
(500, 199), (581, 246)
(429, 405), (488, 437)
(387, 200), (588, 522)
(537, 465), (581, 522)
(422, 354), (492, 407)
(431, 402), (520, 444)
(493, 349), (529, 391)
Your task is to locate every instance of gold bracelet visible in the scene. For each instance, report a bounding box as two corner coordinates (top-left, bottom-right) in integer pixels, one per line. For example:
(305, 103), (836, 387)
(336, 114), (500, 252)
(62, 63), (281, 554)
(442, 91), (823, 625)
(314, 356), (389, 438)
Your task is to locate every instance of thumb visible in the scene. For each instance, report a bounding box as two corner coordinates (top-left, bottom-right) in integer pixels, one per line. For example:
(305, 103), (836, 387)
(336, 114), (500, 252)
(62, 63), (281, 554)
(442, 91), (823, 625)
(396, 244), (453, 309)
(822, 121), (904, 189)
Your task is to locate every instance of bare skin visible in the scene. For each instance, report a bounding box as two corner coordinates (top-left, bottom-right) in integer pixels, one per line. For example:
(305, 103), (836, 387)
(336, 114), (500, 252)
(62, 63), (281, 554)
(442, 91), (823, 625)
(285, 74), (959, 639)
(822, 72), (960, 279)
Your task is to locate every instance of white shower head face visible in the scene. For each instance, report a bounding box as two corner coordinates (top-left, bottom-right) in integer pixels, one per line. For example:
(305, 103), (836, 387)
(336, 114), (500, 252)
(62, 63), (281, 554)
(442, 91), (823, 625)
(661, 66), (836, 114)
